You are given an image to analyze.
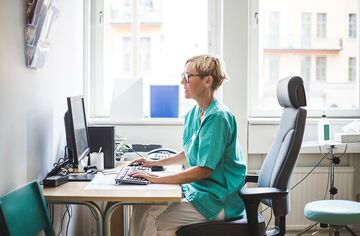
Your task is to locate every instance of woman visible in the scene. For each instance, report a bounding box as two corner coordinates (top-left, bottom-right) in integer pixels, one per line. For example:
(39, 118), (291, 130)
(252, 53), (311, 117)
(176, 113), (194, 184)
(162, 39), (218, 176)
(128, 54), (246, 236)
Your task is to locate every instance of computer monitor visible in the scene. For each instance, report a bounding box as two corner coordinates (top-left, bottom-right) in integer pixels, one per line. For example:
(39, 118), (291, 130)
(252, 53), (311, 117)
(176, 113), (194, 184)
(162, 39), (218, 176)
(64, 95), (90, 168)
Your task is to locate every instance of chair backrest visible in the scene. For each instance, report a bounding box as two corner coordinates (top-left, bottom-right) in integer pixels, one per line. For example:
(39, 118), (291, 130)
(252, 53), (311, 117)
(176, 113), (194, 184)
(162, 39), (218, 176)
(257, 76), (307, 217)
(0, 181), (55, 236)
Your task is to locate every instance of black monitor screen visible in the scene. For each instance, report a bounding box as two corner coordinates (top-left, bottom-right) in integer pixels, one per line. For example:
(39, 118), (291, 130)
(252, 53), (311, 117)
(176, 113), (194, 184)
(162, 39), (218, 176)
(64, 95), (90, 167)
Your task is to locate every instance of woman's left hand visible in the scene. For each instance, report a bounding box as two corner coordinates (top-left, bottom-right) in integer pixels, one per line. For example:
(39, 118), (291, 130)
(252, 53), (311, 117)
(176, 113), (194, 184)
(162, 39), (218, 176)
(128, 171), (161, 183)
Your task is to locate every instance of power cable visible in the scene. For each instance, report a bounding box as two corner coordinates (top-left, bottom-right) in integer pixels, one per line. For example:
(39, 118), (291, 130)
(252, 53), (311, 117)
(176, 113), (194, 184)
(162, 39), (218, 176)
(260, 149), (331, 214)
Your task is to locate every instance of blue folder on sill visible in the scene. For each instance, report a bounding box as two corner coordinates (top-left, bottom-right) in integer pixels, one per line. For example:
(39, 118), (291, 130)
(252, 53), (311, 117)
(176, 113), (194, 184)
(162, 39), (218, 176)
(150, 85), (179, 118)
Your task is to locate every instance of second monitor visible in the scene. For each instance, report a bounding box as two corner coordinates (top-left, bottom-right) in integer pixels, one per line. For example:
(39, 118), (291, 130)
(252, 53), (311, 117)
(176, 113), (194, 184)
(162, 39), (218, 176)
(64, 95), (90, 168)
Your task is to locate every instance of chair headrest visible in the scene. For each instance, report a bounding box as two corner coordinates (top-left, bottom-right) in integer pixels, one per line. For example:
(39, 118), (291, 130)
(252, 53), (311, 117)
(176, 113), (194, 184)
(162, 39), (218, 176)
(277, 76), (307, 108)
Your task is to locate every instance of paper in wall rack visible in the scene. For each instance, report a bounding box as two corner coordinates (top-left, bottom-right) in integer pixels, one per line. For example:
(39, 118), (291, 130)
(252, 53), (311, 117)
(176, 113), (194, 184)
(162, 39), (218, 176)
(25, 0), (60, 68)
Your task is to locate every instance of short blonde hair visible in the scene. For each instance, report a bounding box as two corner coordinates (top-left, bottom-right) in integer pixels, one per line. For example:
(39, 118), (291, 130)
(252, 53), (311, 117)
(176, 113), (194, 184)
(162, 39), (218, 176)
(185, 54), (229, 90)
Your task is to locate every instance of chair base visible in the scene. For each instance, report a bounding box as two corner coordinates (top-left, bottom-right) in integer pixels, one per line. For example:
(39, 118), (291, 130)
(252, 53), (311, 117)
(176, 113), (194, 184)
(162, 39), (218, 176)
(296, 222), (357, 236)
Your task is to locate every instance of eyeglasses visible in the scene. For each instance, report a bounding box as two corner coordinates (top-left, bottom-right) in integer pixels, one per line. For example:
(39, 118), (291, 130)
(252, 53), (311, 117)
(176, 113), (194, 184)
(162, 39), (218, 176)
(181, 72), (208, 84)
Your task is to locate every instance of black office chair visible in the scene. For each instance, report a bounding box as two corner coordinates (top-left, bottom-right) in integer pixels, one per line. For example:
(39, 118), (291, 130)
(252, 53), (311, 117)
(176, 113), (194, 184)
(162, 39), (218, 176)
(176, 76), (307, 236)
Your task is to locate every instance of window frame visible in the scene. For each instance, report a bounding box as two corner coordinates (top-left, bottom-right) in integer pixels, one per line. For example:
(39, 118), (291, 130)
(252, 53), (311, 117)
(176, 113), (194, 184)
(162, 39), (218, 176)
(315, 56), (327, 81)
(349, 57), (357, 82)
(349, 13), (357, 39)
(301, 12), (312, 48)
(316, 13), (327, 38)
(84, 0), (223, 123)
(249, 0), (360, 118)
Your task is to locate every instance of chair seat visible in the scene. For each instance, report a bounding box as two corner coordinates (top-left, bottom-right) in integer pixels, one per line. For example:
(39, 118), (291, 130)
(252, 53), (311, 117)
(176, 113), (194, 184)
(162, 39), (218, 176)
(176, 214), (265, 236)
(304, 200), (360, 226)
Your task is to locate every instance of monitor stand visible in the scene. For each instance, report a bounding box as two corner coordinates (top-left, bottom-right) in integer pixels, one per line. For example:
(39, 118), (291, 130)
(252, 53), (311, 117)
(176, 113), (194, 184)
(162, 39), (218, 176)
(68, 173), (95, 182)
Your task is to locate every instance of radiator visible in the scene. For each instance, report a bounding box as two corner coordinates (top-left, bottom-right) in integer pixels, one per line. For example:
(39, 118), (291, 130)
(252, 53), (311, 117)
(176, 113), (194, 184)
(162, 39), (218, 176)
(259, 167), (354, 230)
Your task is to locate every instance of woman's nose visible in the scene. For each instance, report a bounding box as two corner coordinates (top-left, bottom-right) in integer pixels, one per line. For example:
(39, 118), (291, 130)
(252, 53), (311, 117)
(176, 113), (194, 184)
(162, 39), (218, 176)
(181, 78), (185, 85)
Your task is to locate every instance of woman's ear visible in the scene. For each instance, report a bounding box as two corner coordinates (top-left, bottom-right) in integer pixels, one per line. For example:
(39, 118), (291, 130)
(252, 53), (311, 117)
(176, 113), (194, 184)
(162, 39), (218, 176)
(204, 76), (213, 89)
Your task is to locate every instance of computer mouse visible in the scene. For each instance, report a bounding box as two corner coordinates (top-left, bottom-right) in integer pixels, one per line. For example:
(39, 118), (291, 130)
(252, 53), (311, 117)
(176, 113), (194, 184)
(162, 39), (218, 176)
(129, 162), (142, 167)
(86, 168), (97, 174)
(151, 166), (164, 172)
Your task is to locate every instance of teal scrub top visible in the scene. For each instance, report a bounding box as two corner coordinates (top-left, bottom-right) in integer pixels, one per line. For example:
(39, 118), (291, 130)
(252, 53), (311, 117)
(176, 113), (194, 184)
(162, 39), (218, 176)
(182, 99), (246, 221)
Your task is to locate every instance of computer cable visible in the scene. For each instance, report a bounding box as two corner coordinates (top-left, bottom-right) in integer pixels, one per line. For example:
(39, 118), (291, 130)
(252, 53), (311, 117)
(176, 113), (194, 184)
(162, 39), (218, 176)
(58, 205), (68, 236)
(318, 144), (348, 160)
(260, 148), (331, 214)
(318, 145), (348, 200)
(45, 159), (70, 179)
(45, 146), (73, 179)
(124, 144), (144, 158)
(289, 149), (330, 190)
(65, 204), (72, 236)
(322, 162), (331, 200)
(265, 208), (273, 232)
(57, 204), (72, 236)
(89, 207), (98, 221)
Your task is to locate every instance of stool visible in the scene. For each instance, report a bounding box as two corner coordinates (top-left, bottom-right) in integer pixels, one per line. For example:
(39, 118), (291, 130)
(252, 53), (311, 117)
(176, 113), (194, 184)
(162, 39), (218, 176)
(300, 200), (360, 236)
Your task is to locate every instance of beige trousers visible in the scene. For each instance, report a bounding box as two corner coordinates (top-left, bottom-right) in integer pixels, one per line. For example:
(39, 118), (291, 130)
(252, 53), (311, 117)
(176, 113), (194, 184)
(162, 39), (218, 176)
(128, 199), (225, 236)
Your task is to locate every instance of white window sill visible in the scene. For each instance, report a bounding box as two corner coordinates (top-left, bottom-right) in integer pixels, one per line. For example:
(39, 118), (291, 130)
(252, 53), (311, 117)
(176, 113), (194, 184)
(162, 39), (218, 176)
(248, 117), (357, 125)
(248, 117), (360, 154)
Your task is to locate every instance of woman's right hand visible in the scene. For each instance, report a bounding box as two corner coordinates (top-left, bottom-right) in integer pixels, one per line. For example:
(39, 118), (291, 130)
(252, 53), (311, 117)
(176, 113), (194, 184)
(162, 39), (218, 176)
(129, 157), (158, 167)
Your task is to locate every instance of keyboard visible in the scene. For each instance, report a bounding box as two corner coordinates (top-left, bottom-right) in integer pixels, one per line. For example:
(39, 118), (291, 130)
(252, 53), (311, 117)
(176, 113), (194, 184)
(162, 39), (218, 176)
(115, 166), (151, 185)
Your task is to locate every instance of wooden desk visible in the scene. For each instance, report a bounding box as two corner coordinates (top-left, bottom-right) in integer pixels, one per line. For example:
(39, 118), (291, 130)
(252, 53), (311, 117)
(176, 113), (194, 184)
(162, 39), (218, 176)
(42, 165), (182, 236)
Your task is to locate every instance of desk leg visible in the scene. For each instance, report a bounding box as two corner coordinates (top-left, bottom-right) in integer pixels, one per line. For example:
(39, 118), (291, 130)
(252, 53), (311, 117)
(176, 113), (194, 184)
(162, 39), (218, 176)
(104, 202), (126, 236)
(104, 202), (170, 236)
(48, 201), (103, 236)
(83, 201), (103, 236)
(124, 205), (129, 236)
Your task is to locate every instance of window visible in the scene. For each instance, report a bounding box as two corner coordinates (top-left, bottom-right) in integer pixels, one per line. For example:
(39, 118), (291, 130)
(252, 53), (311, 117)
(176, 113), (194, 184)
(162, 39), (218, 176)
(301, 13), (312, 48)
(349, 57), (356, 81)
(250, 0), (360, 117)
(266, 12), (280, 48)
(317, 13), (327, 38)
(88, 0), (221, 121)
(349, 13), (357, 39)
(122, 37), (131, 73)
(301, 56), (311, 91)
(140, 37), (151, 72)
(316, 56), (327, 81)
(267, 56), (279, 81)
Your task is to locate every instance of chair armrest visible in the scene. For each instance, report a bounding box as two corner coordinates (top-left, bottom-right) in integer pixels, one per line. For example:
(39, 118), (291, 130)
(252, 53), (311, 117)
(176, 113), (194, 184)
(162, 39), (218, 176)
(239, 187), (288, 201)
(245, 174), (259, 183)
(238, 187), (288, 235)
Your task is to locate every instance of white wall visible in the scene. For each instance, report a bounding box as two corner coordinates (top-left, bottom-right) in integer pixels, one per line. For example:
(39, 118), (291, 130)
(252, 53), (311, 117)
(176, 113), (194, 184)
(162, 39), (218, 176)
(223, 0), (249, 158)
(0, 0), (83, 194)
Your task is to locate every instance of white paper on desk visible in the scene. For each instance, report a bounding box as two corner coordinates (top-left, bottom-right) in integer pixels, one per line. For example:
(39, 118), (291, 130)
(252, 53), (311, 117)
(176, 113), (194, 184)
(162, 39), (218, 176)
(87, 173), (118, 187)
(342, 120), (360, 133)
(85, 171), (179, 190)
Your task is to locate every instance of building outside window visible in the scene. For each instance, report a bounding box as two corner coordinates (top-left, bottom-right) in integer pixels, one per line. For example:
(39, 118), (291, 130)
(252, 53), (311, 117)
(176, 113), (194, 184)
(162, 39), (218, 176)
(349, 57), (356, 81)
(349, 13), (357, 39)
(316, 56), (327, 81)
(251, 0), (359, 117)
(317, 13), (327, 38)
